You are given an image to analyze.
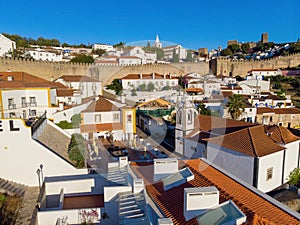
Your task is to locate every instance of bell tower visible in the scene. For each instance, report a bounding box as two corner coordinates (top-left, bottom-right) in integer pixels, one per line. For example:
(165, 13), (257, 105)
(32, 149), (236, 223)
(154, 34), (162, 49)
(175, 93), (197, 155)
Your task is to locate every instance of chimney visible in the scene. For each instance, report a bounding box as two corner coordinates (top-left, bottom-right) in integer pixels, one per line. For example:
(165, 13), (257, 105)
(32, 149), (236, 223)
(59, 102), (64, 111)
(163, 73), (166, 79)
(7, 76), (13, 81)
(152, 72), (155, 79)
(158, 218), (174, 225)
(121, 94), (125, 104)
(184, 186), (219, 221)
(140, 73), (143, 79)
(119, 156), (128, 167)
(133, 178), (144, 193)
(153, 158), (178, 182)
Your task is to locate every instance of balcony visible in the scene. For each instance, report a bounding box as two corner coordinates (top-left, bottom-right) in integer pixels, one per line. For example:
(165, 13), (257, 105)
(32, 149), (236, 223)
(29, 102), (37, 107)
(8, 104), (16, 110)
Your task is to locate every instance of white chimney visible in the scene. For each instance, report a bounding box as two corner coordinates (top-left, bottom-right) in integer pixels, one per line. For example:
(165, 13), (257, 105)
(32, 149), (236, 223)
(119, 156), (128, 167)
(133, 178), (144, 193)
(153, 158), (178, 182)
(121, 94), (125, 104)
(140, 73), (143, 79)
(59, 102), (64, 111)
(184, 186), (219, 221)
(7, 76), (13, 81)
(163, 73), (166, 79)
(158, 218), (174, 225)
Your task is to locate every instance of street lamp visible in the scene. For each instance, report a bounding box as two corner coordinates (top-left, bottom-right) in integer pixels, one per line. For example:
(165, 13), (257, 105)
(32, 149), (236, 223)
(36, 169), (41, 189)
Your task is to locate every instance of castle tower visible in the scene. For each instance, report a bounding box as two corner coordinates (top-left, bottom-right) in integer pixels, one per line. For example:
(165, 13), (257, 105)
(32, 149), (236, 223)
(261, 33), (268, 44)
(154, 34), (162, 48)
(175, 93), (198, 156)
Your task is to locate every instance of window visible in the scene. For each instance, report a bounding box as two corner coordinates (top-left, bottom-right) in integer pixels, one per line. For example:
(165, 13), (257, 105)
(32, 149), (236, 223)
(127, 114), (132, 123)
(188, 110), (192, 124)
(95, 114), (101, 123)
(21, 97), (27, 107)
(266, 167), (273, 181)
(270, 116), (273, 122)
(113, 113), (119, 121)
(29, 97), (37, 106)
(29, 110), (36, 117)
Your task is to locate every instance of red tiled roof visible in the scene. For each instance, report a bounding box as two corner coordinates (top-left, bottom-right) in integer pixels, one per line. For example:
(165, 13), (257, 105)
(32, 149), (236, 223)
(81, 96), (119, 112)
(249, 69), (278, 72)
(265, 94), (282, 100)
(257, 107), (300, 114)
(80, 123), (122, 133)
(122, 73), (177, 80)
(264, 125), (300, 144)
(56, 75), (100, 82)
(194, 115), (256, 135)
(130, 159), (300, 225)
(56, 89), (75, 97)
(0, 71), (66, 89)
(185, 88), (203, 93)
(204, 125), (285, 157)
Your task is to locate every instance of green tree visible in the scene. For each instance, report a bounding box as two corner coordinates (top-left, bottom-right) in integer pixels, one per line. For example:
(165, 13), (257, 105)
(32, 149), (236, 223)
(68, 133), (86, 168)
(113, 41), (125, 48)
(228, 44), (240, 53)
(92, 49), (106, 56)
(288, 168), (300, 187)
(197, 103), (211, 115)
(186, 50), (193, 61)
(227, 94), (245, 120)
(71, 114), (81, 128)
(220, 48), (233, 56)
(138, 83), (147, 91)
(70, 54), (94, 63)
(172, 49), (179, 62)
(241, 43), (250, 54)
(106, 79), (123, 95)
(161, 85), (171, 91)
(156, 48), (164, 59)
(147, 82), (155, 91)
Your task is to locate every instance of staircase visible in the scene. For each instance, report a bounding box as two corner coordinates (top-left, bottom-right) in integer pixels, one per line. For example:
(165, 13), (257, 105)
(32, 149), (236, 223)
(0, 177), (27, 197)
(0, 177), (40, 225)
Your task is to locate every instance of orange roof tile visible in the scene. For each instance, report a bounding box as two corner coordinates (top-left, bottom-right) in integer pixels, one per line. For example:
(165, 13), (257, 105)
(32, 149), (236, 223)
(204, 125), (285, 157)
(186, 88), (203, 93)
(0, 71), (66, 89)
(56, 89), (75, 97)
(80, 123), (123, 133)
(195, 115), (256, 135)
(81, 96), (119, 112)
(264, 125), (300, 144)
(257, 107), (300, 114)
(56, 75), (100, 82)
(130, 159), (300, 225)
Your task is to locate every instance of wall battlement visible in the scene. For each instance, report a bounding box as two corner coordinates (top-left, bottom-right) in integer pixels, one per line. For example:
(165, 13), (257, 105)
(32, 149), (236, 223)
(211, 53), (300, 76)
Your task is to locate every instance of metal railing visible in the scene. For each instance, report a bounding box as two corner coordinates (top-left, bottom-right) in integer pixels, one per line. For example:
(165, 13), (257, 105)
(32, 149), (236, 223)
(8, 104), (16, 110)
(31, 111), (47, 135)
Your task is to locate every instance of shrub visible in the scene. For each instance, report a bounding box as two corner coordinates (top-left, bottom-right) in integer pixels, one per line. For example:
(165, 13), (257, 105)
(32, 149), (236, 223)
(68, 134), (86, 168)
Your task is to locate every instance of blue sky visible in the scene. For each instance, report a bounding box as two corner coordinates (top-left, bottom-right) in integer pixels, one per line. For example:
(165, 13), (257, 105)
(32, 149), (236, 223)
(0, 0), (299, 50)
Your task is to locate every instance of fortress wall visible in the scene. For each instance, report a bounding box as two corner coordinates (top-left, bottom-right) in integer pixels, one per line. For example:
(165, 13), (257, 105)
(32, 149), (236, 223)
(213, 53), (300, 77)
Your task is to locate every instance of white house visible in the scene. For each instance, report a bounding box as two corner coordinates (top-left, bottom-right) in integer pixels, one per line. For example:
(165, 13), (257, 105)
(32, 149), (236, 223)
(27, 48), (63, 61)
(204, 125), (300, 193)
(118, 56), (142, 65)
(92, 43), (113, 52)
(0, 71), (62, 119)
(247, 69), (281, 80)
(176, 106), (300, 193)
(163, 44), (187, 60)
(80, 96), (136, 141)
(121, 73), (178, 91)
(0, 34), (16, 57)
(54, 75), (102, 98)
(0, 118), (87, 186)
(121, 46), (157, 64)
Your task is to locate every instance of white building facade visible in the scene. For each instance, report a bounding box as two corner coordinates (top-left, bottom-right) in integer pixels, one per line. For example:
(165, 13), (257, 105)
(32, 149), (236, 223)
(0, 34), (16, 57)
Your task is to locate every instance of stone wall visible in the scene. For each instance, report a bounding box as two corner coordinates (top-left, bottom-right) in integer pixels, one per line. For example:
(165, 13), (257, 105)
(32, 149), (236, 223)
(0, 57), (210, 84)
(211, 53), (300, 77)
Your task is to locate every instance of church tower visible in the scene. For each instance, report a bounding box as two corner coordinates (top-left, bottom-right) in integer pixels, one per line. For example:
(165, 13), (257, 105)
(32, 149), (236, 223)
(175, 93), (198, 156)
(154, 34), (162, 48)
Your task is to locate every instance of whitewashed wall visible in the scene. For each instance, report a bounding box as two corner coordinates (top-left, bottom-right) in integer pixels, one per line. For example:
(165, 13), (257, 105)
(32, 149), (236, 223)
(206, 143), (254, 185)
(257, 151), (284, 193)
(0, 119), (87, 186)
(283, 141), (300, 183)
